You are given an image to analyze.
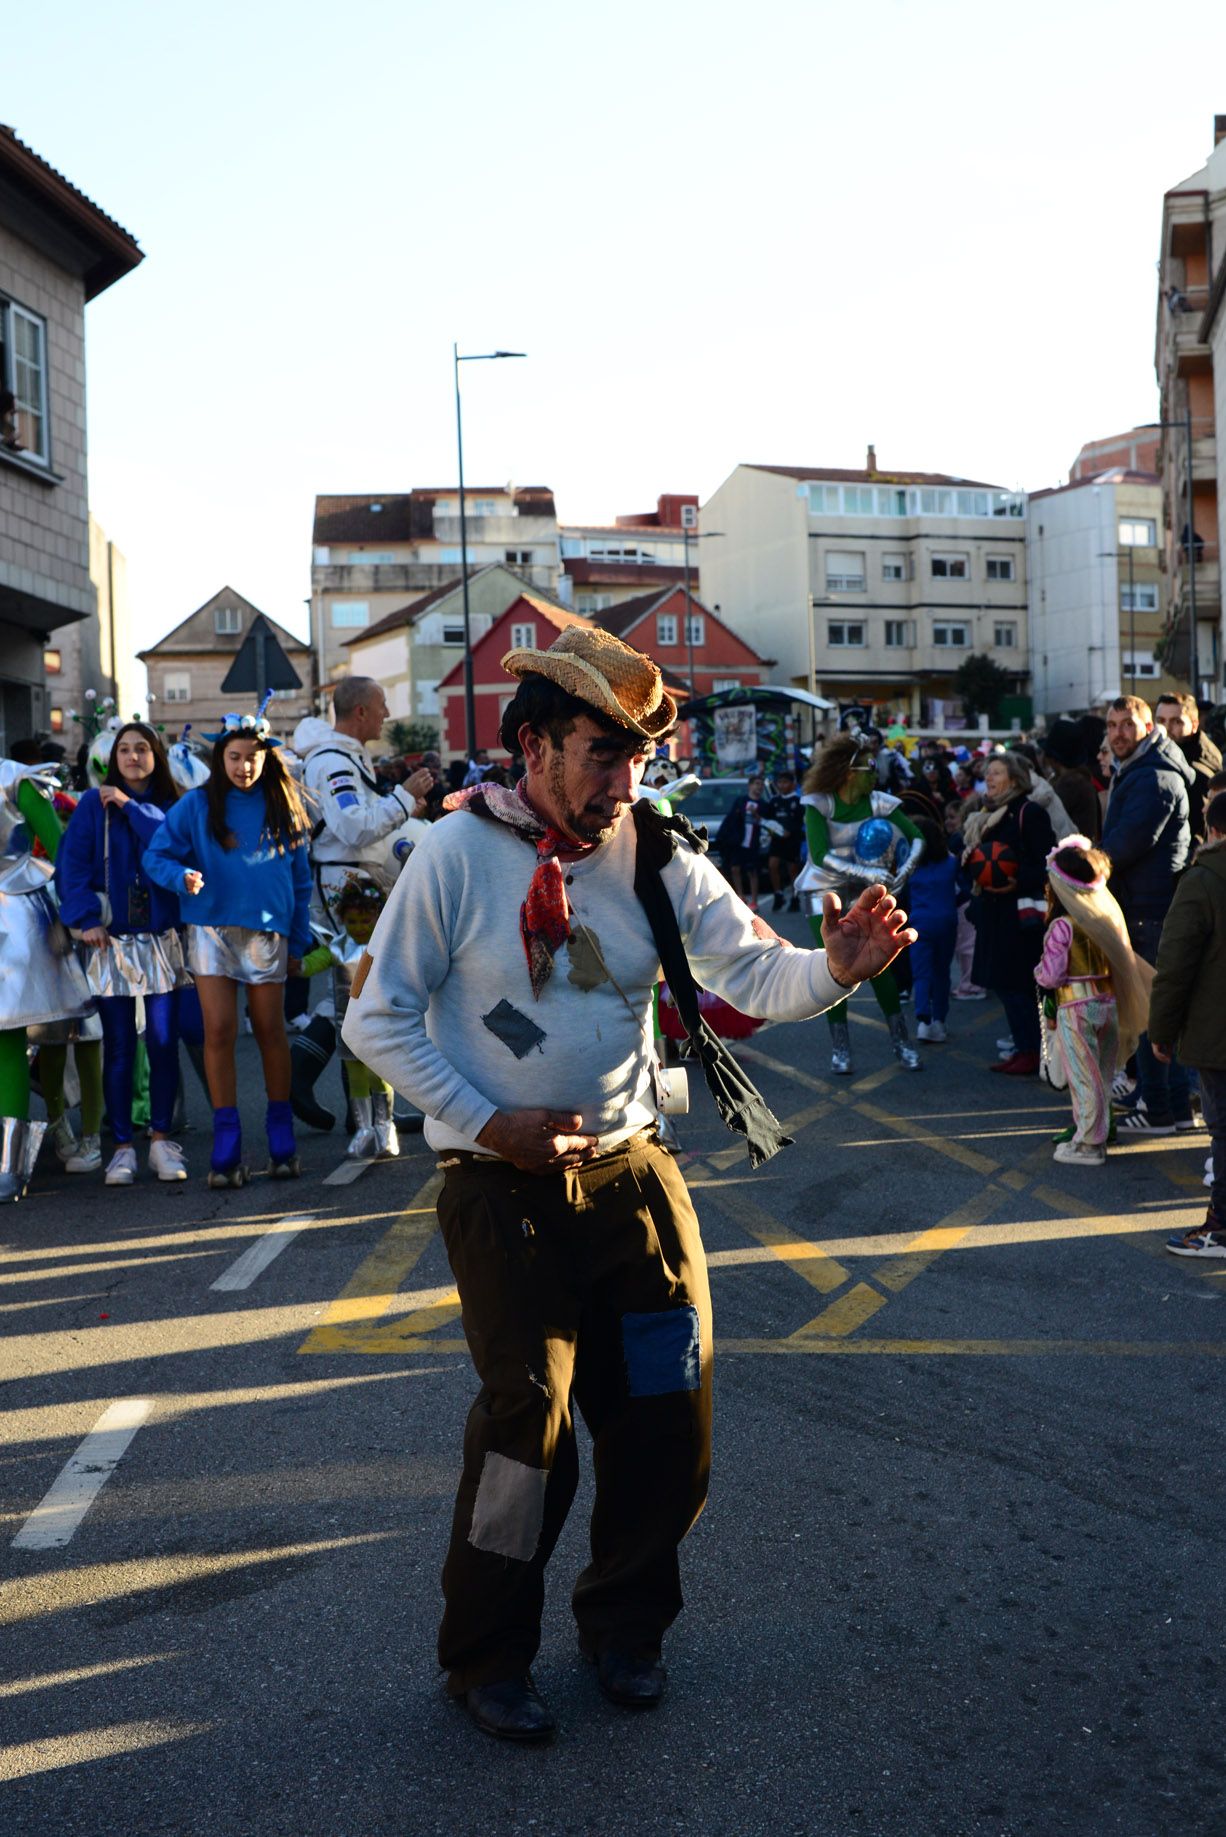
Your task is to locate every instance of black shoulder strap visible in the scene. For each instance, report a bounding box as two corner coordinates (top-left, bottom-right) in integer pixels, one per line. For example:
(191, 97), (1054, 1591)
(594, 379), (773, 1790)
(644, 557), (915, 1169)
(631, 800), (793, 1169)
(308, 745), (381, 794)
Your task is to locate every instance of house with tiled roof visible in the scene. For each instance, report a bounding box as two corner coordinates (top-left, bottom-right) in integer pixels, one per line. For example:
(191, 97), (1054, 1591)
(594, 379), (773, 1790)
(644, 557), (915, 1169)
(341, 563), (571, 729)
(138, 588), (313, 741)
(435, 596), (594, 756)
(699, 452), (1031, 727)
(310, 485), (560, 689)
(591, 585), (770, 702)
(0, 126), (143, 751)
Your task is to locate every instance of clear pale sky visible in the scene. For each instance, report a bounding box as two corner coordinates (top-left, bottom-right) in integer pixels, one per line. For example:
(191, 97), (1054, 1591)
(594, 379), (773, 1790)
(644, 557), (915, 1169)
(11, 0), (1226, 658)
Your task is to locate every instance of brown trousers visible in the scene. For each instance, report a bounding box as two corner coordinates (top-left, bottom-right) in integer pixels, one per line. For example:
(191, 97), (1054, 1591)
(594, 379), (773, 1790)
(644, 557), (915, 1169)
(435, 1131), (713, 1694)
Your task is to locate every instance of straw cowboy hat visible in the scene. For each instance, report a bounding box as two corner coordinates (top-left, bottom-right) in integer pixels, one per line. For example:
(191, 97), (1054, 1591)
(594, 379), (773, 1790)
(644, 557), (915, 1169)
(501, 625), (678, 741)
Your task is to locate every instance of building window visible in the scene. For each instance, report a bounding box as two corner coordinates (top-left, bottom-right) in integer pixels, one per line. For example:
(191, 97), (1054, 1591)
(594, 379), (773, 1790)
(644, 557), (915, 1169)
(164, 671), (192, 702)
(828, 621), (866, 647)
(1119, 518), (1157, 547)
(1120, 583), (1159, 612)
(808, 484), (840, 513)
(920, 488), (954, 515)
(933, 622), (970, 647)
(215, 606), (243, 634)
(1123, 650), (1159, 680)
(993, 622), (1018, 648)
(577, 594), (613, 614)
(506, 549), (534, 566)
(472, 499), (497, 517)
(881, 554), (908, 581)
(346, 550), (398, 564)
(312, 546), (331, 565)
(331, 601), (370, 628)
(876, 488), (908, 517)
(441, 622), (465, 644)
(930, 554), (969, 580)
(49, 706), (63, 732)
(842, 486), (875, 514)
(656, 614), (678, 646)
(955, 490), (990, 516)
(712, 677), (741, 690)
(0, 298), (50, 465)
(43, 648), (62, 675)
(986, 556), (1015, 581)
(438, 549), (477, 565)
(684, 614), (705, 647)
(510, 622), (535, 649)
(884, 620), (915, 647)
(826, 550), (866, 592)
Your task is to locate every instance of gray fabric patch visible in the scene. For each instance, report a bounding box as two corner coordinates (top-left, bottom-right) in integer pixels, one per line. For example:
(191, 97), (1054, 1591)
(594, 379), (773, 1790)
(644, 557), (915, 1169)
(469, 1451), (549, 1562)
(482, 998), (546, 1058)
(566, 924), (609, 991)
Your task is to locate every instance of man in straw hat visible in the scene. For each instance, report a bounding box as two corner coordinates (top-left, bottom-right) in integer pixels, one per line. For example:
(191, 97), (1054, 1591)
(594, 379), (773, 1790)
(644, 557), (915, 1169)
(343, 624), (915, 1743)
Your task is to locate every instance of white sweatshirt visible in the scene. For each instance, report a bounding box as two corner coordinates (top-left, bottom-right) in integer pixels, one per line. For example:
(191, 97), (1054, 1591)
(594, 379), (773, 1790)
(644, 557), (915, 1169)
(342, 808), (853, 1155)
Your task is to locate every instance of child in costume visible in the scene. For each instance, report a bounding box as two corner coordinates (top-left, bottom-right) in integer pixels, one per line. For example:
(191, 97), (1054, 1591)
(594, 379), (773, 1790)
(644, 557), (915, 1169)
(143, 704), (312, 1186)
(1034, 837), (1151, 1167)
(795, 731), (924, 1074)
(0, 759), (95, 1200)
(300, 878), (400, 1159)
(55, 722), (189, 1185)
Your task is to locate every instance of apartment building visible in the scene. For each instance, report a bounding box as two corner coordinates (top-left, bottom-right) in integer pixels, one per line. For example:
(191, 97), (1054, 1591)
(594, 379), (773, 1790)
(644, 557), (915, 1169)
(698, 453), (1029, 725)
(138, 587), (313, 742)
(42, 517), (134, 738)
(1155, 117), (1225, 701)
(1028, 468), (1178, 716)
(0, 126), (142, 752)
(558, 494), (696, 617)
(1069, 427), (1161, 483)
(310, 487), (559, 691)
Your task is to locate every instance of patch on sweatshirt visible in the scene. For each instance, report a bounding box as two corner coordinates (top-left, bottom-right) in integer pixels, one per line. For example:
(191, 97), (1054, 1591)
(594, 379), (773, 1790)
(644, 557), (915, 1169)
(566, 924), (609, 991)
(351, 950), (373, 999)
(482, 998), (546, 1058)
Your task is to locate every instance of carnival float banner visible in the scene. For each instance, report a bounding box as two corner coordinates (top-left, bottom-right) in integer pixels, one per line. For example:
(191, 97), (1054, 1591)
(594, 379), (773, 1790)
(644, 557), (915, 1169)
(713, 704), (758, 768)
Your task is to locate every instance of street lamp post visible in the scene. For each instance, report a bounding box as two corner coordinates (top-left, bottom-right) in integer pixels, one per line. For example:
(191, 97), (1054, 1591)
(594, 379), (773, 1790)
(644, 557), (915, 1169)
(453, 345), (525, 759)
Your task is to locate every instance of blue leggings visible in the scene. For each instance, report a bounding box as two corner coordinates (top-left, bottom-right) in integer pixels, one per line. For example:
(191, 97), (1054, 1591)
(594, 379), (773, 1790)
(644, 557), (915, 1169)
(97, 992), (180, 1142)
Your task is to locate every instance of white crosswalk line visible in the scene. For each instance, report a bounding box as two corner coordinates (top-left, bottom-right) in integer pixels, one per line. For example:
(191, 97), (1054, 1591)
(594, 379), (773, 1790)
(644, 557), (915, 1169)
(210, 1215), (317, 1292)
(12, 1399), (152, 1550)
(323, 1159), (371, 1186)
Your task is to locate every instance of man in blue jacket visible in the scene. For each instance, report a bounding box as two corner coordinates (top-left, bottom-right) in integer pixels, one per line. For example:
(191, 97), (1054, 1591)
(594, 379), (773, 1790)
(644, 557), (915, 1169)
(1101, 694), (1196, 1135)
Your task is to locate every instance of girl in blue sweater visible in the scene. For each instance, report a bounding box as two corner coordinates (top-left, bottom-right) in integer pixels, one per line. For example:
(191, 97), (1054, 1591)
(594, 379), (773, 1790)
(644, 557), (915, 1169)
(144, 711), (312, 1186)
(56, 722), (188, 1186)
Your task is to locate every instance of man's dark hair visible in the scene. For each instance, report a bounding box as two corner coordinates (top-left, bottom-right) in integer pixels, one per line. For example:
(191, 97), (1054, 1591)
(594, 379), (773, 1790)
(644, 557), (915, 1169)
(9, 738), (43, 764)
(498, 673), (637, 756)
(1207, 791), (1226, 836)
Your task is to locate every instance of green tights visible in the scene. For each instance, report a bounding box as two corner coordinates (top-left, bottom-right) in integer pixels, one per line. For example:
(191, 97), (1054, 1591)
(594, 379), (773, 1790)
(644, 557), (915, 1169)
(808, 915), (901, 1028)
(40, 1040), (105, 1134)
(345, 1060), (391, 1101)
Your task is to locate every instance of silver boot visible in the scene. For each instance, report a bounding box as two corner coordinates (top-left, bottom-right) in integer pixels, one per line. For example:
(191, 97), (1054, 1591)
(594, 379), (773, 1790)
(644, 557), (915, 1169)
(889, 1011), (921, 1071)
(371, 1090), (400, 1160)
(0, 1116), (47, 1203)
(829, 1021), (853, 1076)
(346, 1096), (376, 1159)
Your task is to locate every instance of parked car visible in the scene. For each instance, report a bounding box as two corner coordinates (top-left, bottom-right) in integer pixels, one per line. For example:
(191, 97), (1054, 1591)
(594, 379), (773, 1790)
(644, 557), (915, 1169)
(679, 776), (749, 869)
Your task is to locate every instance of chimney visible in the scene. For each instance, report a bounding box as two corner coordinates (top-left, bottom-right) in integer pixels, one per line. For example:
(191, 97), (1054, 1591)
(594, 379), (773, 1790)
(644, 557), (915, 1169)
(866, 444), (878, 475)
(1216, 114), (1226, 145)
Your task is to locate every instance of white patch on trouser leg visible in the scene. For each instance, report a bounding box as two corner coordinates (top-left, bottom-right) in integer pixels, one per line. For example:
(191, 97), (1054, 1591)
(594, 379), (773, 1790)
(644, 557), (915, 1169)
(468, 1451), (549, 1562)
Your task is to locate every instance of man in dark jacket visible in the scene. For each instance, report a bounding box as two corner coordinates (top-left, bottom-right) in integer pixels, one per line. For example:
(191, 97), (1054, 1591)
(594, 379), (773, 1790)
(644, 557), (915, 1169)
(1155, 692), (1223, 844)
(1101, 695), (1196, 1135)
(1154, 792), (1226, 1255)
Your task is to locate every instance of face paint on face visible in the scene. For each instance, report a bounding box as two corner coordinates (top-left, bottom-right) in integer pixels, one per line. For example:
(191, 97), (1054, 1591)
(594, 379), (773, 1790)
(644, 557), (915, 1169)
(537, 715), (649, 846)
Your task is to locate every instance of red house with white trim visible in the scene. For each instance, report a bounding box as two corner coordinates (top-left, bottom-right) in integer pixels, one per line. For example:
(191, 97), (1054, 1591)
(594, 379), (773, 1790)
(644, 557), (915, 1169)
(596, 585), (772, 701)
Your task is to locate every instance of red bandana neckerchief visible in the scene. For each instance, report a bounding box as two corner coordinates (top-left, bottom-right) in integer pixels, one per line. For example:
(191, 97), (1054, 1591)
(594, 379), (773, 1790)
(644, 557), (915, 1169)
(442, 781), (595, 998)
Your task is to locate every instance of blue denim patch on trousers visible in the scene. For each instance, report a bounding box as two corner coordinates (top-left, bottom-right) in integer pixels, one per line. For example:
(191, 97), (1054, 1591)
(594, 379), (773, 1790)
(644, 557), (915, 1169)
(622, 1305), (702, 1398)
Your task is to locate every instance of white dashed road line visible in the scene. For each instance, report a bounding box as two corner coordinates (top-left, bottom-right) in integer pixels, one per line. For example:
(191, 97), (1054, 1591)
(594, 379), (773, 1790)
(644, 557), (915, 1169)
(323, 1159), (372, 1187)
(210, 1214), (318, 1292)
(11, 1399), (152, 1550)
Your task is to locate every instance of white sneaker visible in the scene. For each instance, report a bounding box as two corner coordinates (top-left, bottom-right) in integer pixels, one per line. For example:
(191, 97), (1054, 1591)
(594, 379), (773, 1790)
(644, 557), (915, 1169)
(148, 1139), (187, 1182)
(996, 1037), (1015, 1055)
(951, 988), (987, 1001)
(65, 1132), (102, 1174)
(1053, 1140), (1106, 1166)
(920, 1021), (947, 1043)
(49, 1115), (79, 1162)
(105, 1144), (138, 1186)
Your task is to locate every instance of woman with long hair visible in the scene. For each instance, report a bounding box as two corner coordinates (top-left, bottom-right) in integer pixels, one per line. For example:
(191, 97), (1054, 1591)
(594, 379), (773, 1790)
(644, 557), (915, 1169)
(143, 709), (312, 1185)
(961, 751), (1055, 1075)
(55, 720), (188, 1183)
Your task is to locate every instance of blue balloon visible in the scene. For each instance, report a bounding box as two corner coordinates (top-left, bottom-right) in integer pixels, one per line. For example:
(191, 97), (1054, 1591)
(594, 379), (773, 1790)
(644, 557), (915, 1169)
(854, 817), (895, 864)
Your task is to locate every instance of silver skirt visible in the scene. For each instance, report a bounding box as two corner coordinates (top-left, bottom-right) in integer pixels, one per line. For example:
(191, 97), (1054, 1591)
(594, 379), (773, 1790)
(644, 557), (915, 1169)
(0, 856), (93, 1029)
(186, 924), (288, 984)
(80, 928), (191, 1000)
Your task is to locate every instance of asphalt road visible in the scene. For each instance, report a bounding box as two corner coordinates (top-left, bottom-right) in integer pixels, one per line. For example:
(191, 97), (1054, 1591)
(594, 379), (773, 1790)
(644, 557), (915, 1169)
(3, 921), (1224, 1837)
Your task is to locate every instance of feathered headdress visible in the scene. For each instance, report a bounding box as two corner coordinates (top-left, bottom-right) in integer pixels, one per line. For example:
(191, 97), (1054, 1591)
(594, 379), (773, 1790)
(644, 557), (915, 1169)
(203, 691), (281, 746)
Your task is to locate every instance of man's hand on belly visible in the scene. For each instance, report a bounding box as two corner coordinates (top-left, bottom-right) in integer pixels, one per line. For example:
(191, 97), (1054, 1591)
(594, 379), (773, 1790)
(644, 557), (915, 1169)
(476, 1109), (600, 1174)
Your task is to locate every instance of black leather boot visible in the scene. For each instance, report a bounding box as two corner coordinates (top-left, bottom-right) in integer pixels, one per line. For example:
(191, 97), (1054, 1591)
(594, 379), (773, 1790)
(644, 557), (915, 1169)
(289, 1015), (337, 1131)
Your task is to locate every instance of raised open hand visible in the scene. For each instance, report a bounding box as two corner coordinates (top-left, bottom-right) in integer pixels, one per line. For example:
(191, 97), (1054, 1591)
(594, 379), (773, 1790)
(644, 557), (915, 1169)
(821, 884), (918, 989)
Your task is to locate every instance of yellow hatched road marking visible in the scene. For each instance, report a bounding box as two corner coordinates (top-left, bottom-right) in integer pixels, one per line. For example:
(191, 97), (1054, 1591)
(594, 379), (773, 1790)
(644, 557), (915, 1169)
(298, 1172), (447, 1355)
